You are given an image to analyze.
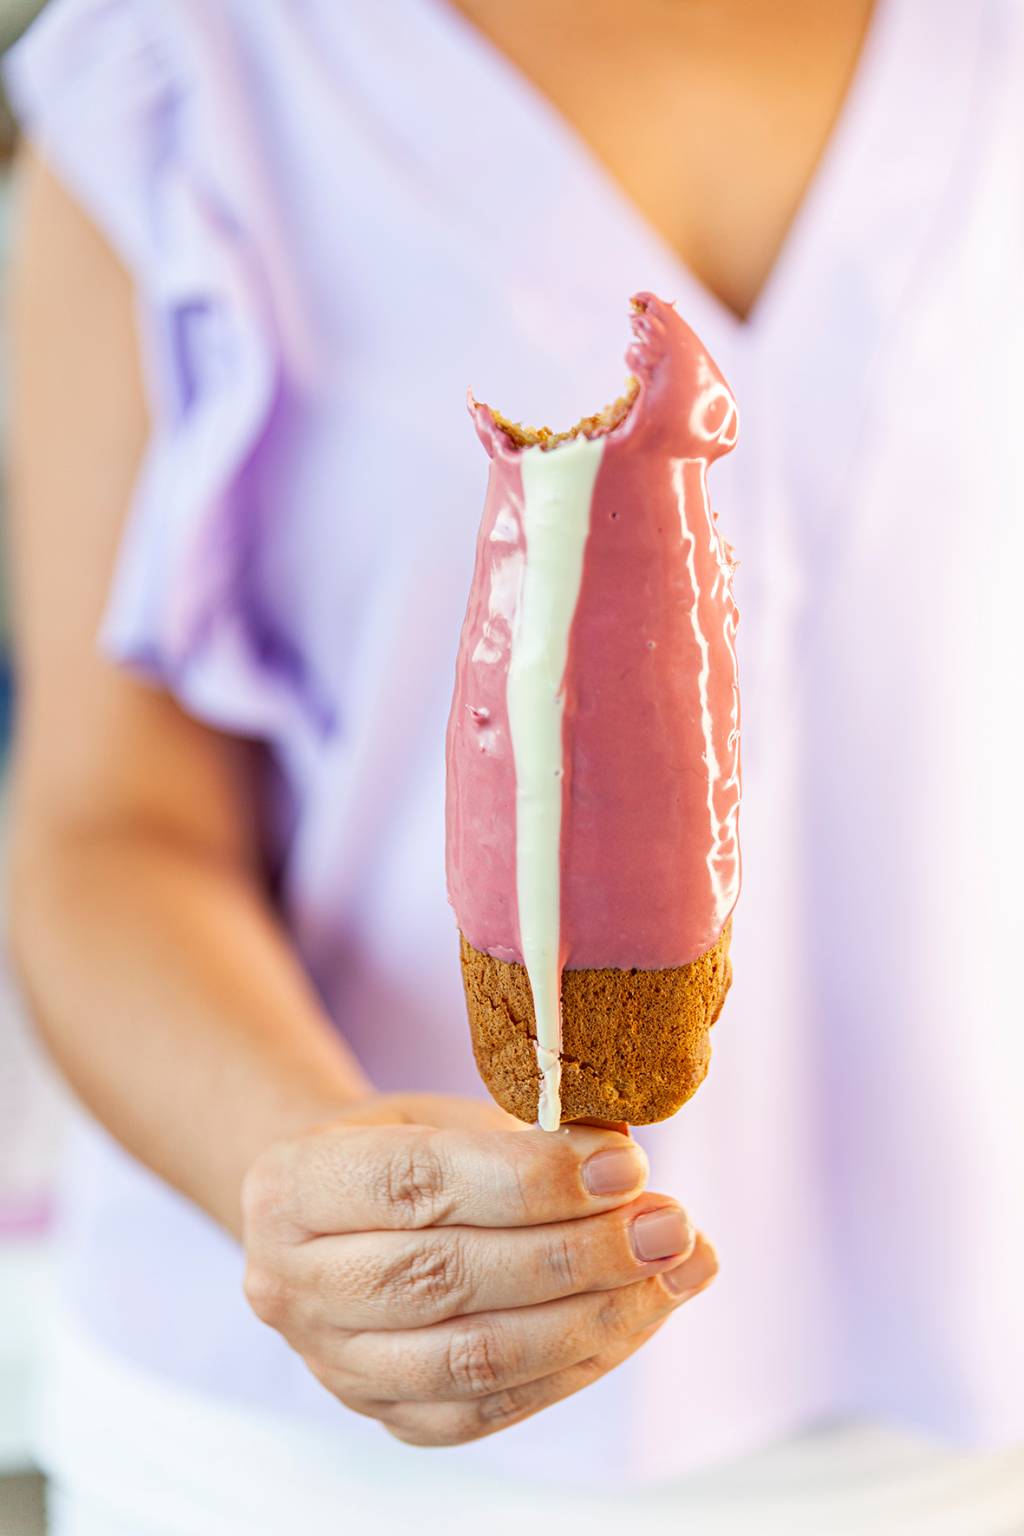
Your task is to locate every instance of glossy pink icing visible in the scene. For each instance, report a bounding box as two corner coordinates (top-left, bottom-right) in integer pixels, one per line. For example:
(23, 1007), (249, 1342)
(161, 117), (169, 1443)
(446, 293), (740, 970)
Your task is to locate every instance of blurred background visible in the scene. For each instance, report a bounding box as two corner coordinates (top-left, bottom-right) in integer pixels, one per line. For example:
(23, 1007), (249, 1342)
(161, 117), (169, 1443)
(0, 3), (63, 1530)
(0, 0), (1020, 1530)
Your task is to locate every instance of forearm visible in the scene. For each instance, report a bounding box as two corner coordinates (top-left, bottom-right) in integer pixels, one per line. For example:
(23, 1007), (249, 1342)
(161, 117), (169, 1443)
(6, 152), (369, 1240)
(9, 818), (372, 1236)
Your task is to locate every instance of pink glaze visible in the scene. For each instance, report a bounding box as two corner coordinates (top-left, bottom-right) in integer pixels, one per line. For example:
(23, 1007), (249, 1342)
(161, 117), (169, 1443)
(446, 294), (740, 970)
(445, 443), (524, 965)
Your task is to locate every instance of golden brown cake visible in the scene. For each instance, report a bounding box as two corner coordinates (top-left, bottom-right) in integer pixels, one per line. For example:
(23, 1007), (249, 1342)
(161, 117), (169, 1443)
(445, 296), (741, 1128)
(459, 926), (732, 1125)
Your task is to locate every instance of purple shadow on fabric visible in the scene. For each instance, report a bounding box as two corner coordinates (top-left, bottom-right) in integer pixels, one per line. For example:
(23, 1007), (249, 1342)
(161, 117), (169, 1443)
(168, 300), (217, 417)
(0, 1196), (53, 1239)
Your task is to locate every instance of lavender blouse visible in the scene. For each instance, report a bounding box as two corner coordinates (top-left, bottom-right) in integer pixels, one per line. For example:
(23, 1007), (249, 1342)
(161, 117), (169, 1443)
(7, 0), (1024, 1485)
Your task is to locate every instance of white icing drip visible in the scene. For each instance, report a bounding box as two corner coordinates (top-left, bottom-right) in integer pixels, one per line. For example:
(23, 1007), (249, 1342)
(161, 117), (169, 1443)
(507, 437), (604, 1131)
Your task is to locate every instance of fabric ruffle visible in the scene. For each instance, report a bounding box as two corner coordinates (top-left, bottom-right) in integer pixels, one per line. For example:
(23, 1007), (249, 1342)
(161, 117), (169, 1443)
(4, 0), (332, 754)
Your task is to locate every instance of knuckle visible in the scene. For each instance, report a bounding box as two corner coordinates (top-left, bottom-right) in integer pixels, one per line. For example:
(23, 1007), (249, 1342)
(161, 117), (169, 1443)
(571, 1349), (612, 1385)
(384, 1421), (429, 1447)
(381, 1235), (471, 1319)
(378, 1136), (449, 1228)
(544, 1231), (583, 1293)
(243, 1264), (291, 1328)
(443, 1320), (509, 1396)
(475, 1383), (532, 1430)
(384, 1386), (537, 1448)
(508, 1146), (556, 1223)
(511, 1138), (589, 1223)
(503, 1145), (534, 1223)
(386, 1410), (477, 1449)
(240, 1142), (297, 1233)
(442, 1407), (491, 1446)
(595, 1285), (635, 1340)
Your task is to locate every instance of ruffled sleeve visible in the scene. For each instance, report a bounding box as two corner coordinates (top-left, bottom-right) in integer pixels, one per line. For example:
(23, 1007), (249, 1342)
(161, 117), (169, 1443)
(4, 0), (330, 751)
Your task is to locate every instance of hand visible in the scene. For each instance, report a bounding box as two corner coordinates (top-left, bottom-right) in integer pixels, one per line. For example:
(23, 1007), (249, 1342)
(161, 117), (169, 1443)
(241, 1093), (717, 1447)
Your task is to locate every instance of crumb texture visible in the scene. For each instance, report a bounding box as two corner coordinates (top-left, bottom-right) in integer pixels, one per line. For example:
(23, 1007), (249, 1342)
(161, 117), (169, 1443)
(458, 925), (732, 1125)
(492, 377), (639, 450)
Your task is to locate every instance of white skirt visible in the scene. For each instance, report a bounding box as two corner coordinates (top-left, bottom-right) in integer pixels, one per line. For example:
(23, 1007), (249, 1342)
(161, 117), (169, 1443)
(35, 1311), (1024, 1536)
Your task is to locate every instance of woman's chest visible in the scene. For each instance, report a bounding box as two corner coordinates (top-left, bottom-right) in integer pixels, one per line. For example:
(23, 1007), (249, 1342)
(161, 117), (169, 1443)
(209, 0), (1020, 774)
(445, 0), (878, 321)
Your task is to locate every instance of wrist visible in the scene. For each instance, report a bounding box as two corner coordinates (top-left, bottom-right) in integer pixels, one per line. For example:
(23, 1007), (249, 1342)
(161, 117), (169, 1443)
(221, 1063), (375, 1238)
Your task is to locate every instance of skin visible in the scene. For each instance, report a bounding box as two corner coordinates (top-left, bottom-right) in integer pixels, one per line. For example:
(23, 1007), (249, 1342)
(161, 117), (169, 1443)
(6, 0), (872, 1448)
(453, 0), (877, 320)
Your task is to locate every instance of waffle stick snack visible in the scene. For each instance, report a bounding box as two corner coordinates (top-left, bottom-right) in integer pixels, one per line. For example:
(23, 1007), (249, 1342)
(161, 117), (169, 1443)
(446, 294), (741, 1127)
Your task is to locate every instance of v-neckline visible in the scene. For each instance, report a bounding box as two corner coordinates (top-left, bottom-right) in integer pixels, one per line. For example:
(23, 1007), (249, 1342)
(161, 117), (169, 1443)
(426, 0), (900, 341)
(409, 0), (984, 532)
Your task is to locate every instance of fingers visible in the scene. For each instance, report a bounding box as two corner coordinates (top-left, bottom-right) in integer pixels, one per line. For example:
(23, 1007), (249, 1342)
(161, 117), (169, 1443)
(330, 1243), (717, 1404)
(246, 1122), (650, 1239)
(381, 1321), (665, 1448)
(298, 1193), (696, 1329)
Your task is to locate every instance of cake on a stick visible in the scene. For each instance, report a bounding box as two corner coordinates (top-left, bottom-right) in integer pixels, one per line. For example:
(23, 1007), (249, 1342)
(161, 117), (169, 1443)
(446, 294), (740, 1128)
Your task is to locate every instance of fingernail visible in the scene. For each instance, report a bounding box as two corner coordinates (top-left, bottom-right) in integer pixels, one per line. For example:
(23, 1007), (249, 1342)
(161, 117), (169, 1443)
(631, 1206), (694, 1263)
(582, 1144), (648, 1197)
(662, 1237), (719, 1299)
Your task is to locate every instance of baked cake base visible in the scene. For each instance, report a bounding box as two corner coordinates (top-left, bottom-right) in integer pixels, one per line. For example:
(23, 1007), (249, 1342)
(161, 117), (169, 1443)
(458, 924), (732, 1126)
